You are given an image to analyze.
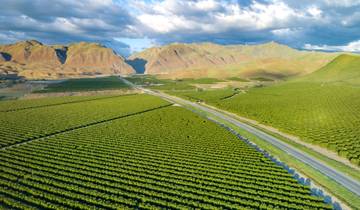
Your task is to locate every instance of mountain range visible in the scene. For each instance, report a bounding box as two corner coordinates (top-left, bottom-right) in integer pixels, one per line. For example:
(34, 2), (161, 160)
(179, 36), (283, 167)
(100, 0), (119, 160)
(128, 42), (338, 79)
(0, 40), (341, 80)
(0, 40), (134, 79)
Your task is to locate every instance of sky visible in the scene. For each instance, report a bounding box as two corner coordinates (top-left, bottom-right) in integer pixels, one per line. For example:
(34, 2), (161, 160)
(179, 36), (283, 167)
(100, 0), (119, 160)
(0, 0), (359, 56)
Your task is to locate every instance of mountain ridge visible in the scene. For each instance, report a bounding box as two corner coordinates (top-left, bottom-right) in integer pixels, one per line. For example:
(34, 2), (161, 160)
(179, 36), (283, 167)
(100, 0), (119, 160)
(128, 41), (339, 79)
(0, 40), (134, 79)
(0, 40), (343, 80)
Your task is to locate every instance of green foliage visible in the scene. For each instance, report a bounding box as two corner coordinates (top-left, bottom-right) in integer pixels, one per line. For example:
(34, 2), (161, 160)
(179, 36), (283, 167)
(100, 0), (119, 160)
(0, 95), (118, 112)
(0, 94), (170, 147)
(125, 75), (171, 86)
(149, 77), (227, 91)
(36, 76), (130, 93)
(204, 82), (360, 165)
(168, 88), (239, 103)
(164, 55), (360, 165)
(126, 75), (197, 90)
(299, 54), (360, 85)
(0, 106), (331, 209)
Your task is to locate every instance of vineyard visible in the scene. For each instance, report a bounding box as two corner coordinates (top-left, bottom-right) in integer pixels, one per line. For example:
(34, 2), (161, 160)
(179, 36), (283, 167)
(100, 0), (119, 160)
(36, 76), (130, 93)
(0, 97), (332, 209)
(171, 82), (360, 166)
(168, 88), (239, 103)
(0, 94), (170, 147)
(0, 95), (123, 112)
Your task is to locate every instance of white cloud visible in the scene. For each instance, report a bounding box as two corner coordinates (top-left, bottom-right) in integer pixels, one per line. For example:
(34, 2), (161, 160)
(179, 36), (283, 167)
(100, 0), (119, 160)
(135, 0), (316, 34)
(138, 14), (196, 33)
(304, 40), (360, 52)
(0, 0), (359, 55)
(194, 0), (220, 11)
(53, 18), (83, 34)
(307, 6), (323, 19)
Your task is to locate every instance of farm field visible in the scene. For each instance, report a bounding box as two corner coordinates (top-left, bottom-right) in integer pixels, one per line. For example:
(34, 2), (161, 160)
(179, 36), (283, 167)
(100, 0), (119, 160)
(167, 88), (240, 103)
(127, 75), (266, 92)
(0, 94), (122, 112)
(36, 76), (130, 93)
(169, 83), (360, 165)
(0, 94), (170, 147)
(167, 55), (360, 166)
(125, 75), (170, 86)
(215, 82), (360, 165)
(1, 3), (359, 209)
(0, 99), (332, 209)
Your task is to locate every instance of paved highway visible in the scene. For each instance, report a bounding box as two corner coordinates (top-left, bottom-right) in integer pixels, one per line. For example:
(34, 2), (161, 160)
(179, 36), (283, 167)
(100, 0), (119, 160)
(120, 77), (360, 197)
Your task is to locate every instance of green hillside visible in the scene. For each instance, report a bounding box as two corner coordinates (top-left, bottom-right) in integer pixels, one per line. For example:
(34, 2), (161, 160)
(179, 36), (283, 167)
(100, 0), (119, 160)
(299, 54), (360, 84)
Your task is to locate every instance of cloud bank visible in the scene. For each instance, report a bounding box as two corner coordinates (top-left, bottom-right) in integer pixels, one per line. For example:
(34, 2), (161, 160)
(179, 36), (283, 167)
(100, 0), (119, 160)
(0, 0), (359, 56)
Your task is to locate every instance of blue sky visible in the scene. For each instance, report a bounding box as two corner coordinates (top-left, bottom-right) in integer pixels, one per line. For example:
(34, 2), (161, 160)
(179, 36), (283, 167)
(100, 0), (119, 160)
(0, 0), (359, 56)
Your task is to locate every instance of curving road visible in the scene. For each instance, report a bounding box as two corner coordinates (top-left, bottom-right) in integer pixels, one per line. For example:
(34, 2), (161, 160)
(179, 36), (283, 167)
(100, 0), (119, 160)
(120, 77), (360, 197)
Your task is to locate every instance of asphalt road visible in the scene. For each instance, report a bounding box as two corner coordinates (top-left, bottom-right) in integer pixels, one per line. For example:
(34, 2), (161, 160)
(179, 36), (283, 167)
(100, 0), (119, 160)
(120, 77), (360, 197)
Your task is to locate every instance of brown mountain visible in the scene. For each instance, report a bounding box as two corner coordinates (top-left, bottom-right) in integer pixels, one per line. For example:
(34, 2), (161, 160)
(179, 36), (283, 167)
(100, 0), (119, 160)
(63, 42), (134, 75)
(128, 42), (338, 79)
(0, 40), (135, 79)
(0, 40), (61, 66)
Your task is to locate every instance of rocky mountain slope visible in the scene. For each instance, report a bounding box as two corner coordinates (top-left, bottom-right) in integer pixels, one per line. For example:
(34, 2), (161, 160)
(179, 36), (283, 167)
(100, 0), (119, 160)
(0, 40), (134, 79)
(128, 42), (338, 79)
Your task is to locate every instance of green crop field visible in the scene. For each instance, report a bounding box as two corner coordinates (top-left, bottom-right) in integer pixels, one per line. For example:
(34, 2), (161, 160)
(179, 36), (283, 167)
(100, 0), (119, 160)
(125, 75), (170, 86)
(0, 95), (332, 209)
(0, 95), (122, 112)
(36, 76), (130, 93)
(215, 82), (360, 165)
(168, 55), (360, 165)
(0, 94), (170, 147)
(168, 88), (239, 103)
(170, 84), (360, 165)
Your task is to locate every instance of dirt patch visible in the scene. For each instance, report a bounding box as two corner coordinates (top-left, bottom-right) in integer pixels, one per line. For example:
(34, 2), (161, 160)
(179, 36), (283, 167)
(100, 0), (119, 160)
(193, 81), (257, 89)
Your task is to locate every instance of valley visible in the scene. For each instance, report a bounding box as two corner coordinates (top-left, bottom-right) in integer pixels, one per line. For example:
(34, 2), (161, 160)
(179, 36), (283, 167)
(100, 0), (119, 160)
(1, 1), (359, 209)
(0, 93), (335, 209)
(1, 41), (359, 210)
(160, 55), (360, 167)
